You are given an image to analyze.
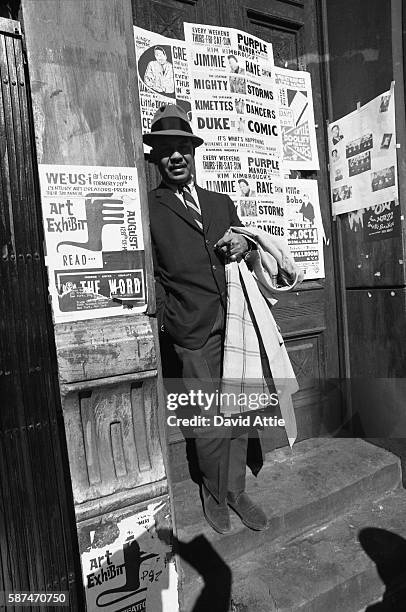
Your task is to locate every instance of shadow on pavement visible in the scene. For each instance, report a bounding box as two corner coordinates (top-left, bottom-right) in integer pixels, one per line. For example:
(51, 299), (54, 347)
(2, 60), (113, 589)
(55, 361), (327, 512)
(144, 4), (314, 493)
(359, 527), (406, 610)
(158, 527), (232, 612)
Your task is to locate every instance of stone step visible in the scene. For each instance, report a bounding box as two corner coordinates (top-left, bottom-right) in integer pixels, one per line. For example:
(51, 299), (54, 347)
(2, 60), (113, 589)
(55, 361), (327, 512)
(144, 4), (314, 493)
(168, 397), (343, 485)
(226, 487), (406, 611)
(172, 438), (401, 575)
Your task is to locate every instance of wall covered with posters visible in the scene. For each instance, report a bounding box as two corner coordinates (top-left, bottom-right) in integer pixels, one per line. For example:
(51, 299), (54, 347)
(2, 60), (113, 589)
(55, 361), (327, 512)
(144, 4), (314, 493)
(22, 4), (177, 612)
(134, 22), (325, 281)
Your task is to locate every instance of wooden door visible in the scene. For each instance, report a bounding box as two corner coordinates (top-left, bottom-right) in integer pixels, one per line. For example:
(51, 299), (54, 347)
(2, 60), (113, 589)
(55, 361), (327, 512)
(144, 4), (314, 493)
(131, 0), (341, 448)
(323, 0), (406, 447)
(0, 18), (83, 607)
(325, 0), (405, 379)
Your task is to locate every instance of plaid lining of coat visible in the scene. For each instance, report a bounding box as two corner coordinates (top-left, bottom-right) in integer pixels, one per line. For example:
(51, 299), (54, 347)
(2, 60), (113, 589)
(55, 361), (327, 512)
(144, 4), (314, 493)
(222, 227), (303, 447)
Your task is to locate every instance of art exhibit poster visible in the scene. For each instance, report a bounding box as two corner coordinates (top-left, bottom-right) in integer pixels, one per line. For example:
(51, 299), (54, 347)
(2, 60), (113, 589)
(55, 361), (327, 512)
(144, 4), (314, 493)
(328, 86), (398, 215)
(285, 179), (325, 280)
(81, 502), (178, 612)
(38, 165), (147, 323)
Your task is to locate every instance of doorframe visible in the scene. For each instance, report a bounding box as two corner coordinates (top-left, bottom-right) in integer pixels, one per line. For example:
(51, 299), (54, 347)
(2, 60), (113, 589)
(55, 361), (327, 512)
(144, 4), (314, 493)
(0, 15), (84, 605)
(391, 0), (406, 223)
(318, 0), (352, 427)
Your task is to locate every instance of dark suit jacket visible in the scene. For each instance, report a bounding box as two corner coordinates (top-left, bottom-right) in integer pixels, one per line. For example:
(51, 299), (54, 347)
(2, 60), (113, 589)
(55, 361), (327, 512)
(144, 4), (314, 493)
(148, 183), (242, 349)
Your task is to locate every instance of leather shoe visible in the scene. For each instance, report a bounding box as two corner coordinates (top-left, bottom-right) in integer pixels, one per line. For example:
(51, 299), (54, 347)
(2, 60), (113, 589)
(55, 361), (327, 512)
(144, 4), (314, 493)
(227, 492), (268, 531)
(201, 485), (231, 534)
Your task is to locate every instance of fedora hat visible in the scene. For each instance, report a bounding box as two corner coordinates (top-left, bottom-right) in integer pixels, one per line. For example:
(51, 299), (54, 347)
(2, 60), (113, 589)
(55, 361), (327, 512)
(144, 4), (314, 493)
(143, 104), (204, 147)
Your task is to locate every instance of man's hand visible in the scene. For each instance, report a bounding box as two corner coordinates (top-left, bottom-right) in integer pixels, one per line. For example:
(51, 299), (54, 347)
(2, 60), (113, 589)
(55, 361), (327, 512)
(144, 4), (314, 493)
(215, 230), (249, 261)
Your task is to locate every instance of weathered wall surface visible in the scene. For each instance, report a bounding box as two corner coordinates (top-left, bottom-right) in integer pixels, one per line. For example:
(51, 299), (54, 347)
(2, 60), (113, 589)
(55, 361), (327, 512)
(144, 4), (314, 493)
(21, 1), (175, 608)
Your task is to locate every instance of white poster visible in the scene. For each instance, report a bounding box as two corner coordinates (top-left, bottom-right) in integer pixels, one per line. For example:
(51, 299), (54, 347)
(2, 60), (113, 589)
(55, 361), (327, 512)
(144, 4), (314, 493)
(285, 179), (325, 280)
(275, 67), (320, 170)
(81, 502), (178, 612)
(184, 22), (282, 159)
(39, 165), (147, 322)
(328, 86), (398, 215)
(134, 26), (191, 151)
(183, 22), (288, 240)
(195, 149), (286, 238)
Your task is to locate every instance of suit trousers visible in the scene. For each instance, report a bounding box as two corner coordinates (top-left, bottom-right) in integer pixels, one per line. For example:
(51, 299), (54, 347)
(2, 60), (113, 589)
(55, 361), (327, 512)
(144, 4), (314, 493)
(172, 305), (248, 503)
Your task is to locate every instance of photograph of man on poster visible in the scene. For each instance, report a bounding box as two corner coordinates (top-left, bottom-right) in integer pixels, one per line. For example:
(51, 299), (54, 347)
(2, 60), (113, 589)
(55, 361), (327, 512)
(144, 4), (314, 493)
(228, 54), (245, 74)
(331, 124), (344, 145)
(143, 45), (175, 95)
(238, 178), (255, 197)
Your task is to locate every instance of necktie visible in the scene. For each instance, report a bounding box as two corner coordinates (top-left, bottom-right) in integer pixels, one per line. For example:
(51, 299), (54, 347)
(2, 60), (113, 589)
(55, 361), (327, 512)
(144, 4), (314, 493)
(179, 185), (203, 230)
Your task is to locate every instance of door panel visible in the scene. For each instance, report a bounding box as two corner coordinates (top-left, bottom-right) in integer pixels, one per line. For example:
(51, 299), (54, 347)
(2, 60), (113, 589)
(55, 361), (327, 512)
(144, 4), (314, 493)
(246, 9), (305, 70)
(325, 0), (406, 405)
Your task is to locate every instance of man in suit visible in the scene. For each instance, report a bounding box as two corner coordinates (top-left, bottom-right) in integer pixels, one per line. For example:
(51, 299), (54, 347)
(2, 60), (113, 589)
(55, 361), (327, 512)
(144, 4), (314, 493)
(144, 104), (268, 534)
